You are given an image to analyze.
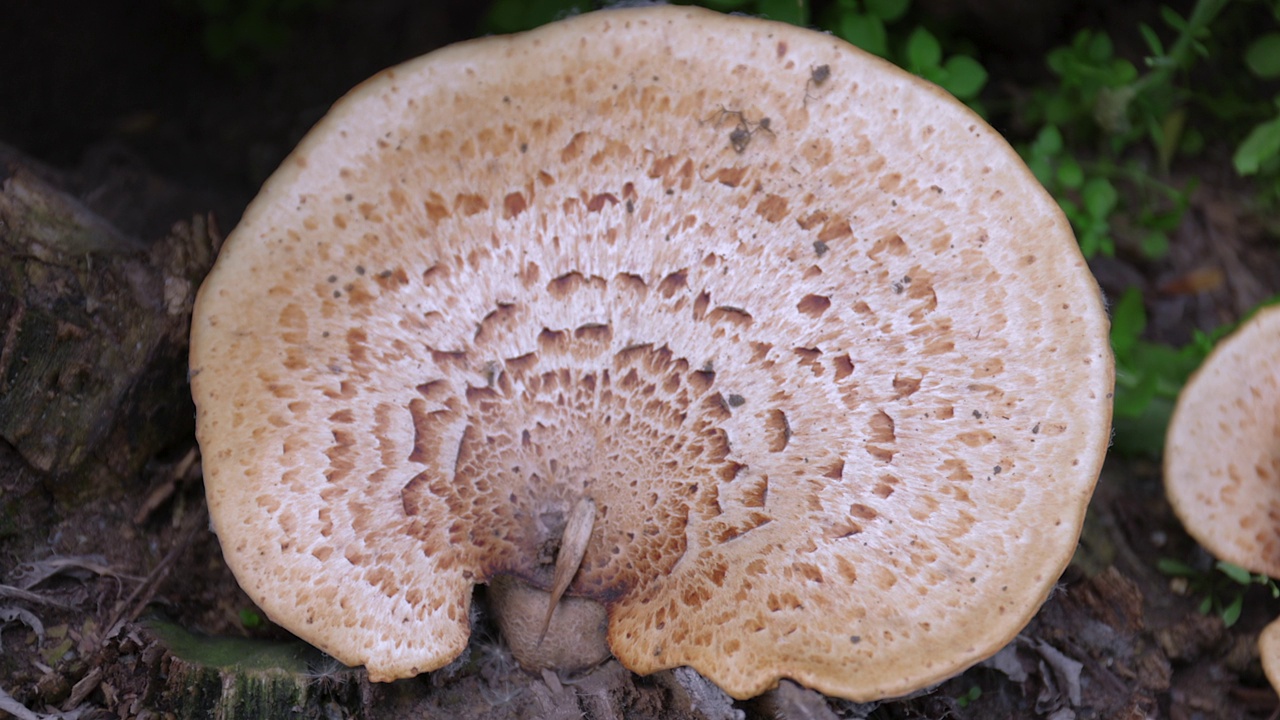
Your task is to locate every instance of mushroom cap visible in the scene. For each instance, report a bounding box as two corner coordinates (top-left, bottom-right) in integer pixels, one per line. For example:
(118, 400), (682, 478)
(190, 6), (1113, 701)
(1165, 305), (1280, 577)
(1261, 616), (1280, 693)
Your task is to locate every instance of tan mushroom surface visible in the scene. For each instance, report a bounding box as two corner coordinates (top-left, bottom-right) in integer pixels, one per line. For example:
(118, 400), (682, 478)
(1263, 618), (1280, 693)
(1163, 305), (1280, 696)
(1164, 305), (1280, 578)
(189, 5), (1114, 702)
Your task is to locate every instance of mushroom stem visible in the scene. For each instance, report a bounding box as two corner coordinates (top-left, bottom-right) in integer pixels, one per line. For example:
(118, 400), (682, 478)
(538, 496), (596, 646)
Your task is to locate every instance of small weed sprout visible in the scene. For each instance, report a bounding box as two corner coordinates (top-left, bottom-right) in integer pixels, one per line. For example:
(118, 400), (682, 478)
(1158, 558), (1280, 628)
(955, 684), (981, 708)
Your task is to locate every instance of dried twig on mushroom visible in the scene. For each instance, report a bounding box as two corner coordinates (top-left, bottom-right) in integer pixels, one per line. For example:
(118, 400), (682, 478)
(537, 496), (596, 646)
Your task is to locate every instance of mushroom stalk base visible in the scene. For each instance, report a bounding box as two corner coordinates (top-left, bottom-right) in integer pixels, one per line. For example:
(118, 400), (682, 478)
(488, 575), (611, 674)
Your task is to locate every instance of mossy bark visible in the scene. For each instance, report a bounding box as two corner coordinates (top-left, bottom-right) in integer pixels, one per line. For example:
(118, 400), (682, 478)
(143, 620), (368, 720)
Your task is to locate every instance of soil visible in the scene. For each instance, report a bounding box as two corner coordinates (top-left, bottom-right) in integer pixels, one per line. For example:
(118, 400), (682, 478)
(2, 1), (1278, 719)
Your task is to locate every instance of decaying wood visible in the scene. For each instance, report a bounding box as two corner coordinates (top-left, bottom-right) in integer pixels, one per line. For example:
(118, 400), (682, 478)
(0, 145), (218, 489)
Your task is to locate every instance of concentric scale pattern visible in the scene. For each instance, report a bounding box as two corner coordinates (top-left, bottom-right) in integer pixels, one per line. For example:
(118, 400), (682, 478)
(190, 6), (1113, 701)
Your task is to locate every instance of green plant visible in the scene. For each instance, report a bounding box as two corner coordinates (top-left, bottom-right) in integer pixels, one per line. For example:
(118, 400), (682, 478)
(1016, 0), (1235, 261)
(900, 26), (988, 104)
(955, 684), (981, 708)
(1108, 287), (1220, 457)
(1023, 123), (1193, 259)
(821, 0), (908, 58)
(1110, 293), (1280, 457)
(1024, 125), (1122, 257)
(1233, 30), (1280, 206)
(1234, 97), (1280, 177)
(483, 1), (988, 107)
(1027, 29), (1139, 144)
(239, 608), (264, 629)
(1158, 558), (1279, 628)
(820, 0), (987, 105)
(1024, 0), (1227, 158)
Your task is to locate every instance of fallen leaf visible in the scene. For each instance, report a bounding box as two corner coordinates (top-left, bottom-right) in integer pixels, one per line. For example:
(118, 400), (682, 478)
(0, 605), (45, 650)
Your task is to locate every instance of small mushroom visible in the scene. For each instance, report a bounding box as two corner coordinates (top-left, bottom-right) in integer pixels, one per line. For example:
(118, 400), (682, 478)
(1164, 306), (1280, 575)
(190, 6), (1113, 701)
(1263, 617), (1280, 692)
(1164, 305), (1280, 691)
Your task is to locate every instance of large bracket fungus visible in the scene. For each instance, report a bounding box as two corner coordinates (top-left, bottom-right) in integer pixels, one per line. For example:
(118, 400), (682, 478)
(189, 6), (1114, 702)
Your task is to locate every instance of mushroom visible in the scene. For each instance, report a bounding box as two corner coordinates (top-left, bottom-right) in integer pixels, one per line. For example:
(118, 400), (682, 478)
(1164, 305), (1280, 577)
(1263, 618), (1280, 692)
(1163, 304), (1280, 691)
(189, 5), (1113, 701)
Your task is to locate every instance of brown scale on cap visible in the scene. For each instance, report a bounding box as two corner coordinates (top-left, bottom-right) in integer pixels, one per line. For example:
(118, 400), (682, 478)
(190, 6), (1113, 701)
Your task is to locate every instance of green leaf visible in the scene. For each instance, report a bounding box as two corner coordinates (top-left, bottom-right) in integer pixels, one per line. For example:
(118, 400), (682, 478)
(1157, 557), (1197, 577)
(1110, 286), (1146, 357)
(1233, 116), (1280, 176)
(1138, 23), (1164, 57)
(1140, 231), (1170, 260)
(839, 13), (888, 57)
(1221, 594), (1244, 628)
(1128, 341), (1203, 393)
(1110, 396), (1174, 456)
(865, 0), (910, 22)
(1078, 227), (1110, 258)
(1160, 5), (1190, 34)
(941, 55), (987, 99)
(1113, 371), (1158, 417)
(1027, 154), (1053, 187)
(1141, 206), (1188, 234)
(1043, 95), (1076, 127)
(1246, 34), (1280, 78)
(905, 27), (942, 72)
(1032, 125), (1064, 157)
(1056, 155), (1084, 189)
(1197, 595), (1213, 614)
(1116, 59), (1140, 85)
(1046, 46), (1071, 76)
(1082, 177), (1119, 219)
(1085, 30), (1114, 63)
(759, 0), (809, 26)
(1217, 561), (1254, 585)
(956, 685), (981, 708)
